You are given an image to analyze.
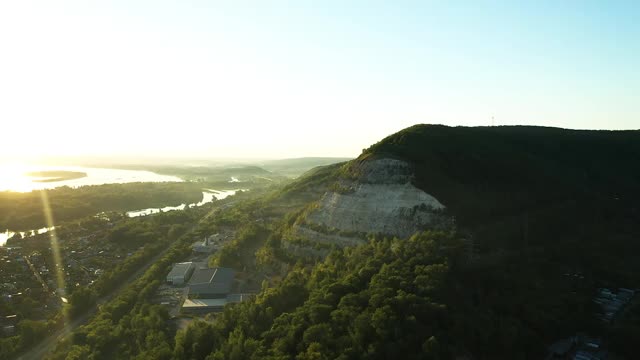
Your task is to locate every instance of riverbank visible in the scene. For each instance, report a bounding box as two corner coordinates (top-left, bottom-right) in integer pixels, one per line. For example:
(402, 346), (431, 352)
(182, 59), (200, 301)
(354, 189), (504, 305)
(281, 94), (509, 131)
(0, 188), (249, 246)
(126, 189), (246, 217)
(0, 182), (203, 232)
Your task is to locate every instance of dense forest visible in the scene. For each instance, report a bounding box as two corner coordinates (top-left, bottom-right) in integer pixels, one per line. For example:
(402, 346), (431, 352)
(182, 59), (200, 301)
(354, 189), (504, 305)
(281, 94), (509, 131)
(358, 125), (640, 282)
(44, 227), (600, 359)
(172, 230), (596, 360)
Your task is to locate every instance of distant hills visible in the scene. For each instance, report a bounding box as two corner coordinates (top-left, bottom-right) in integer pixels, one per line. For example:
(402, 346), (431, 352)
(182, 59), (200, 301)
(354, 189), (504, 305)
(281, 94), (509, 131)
(73, 157), (352, 181)
(138, 158), (351, 184)
(258, 157), (352, 177)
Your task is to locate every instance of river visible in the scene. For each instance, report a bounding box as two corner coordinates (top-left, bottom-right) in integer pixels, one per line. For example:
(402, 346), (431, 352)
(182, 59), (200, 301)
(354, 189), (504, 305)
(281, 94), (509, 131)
(0, 227), (53, 247)
(0, 189), (246, 246)
(125, 189), (242, 217)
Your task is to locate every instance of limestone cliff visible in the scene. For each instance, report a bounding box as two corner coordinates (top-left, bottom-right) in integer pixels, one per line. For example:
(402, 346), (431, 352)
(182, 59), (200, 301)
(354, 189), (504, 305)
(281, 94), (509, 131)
(288, 158), (451, 246)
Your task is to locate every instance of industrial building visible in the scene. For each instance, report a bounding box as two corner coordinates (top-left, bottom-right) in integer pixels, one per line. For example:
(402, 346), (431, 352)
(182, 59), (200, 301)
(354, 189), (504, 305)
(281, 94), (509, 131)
(166, 262), (195, 285)
(187, 265), (235, 298)
(179, 264), (252, 313)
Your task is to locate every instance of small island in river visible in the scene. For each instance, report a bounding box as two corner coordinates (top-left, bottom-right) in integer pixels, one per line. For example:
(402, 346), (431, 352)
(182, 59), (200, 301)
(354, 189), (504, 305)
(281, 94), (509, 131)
(25, 170), (88, 183)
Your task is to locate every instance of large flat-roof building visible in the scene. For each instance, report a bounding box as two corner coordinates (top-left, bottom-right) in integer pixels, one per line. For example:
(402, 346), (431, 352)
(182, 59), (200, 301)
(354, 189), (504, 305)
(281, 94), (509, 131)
(187, 265), (235, 299)
(166, 262), (195, 286)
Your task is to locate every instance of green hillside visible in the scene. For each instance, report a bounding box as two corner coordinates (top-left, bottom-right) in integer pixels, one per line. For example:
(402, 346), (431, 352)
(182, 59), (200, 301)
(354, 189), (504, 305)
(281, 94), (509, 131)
(174, 125), (639, 358)
(359, 124), (640, 282)
(44, 125), (640, 360)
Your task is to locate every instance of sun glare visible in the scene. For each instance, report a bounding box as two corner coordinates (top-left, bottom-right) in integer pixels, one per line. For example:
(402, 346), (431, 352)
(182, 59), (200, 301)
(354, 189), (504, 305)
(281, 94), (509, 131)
(38, 190), (67, 304)
(0, 162), (33, 192)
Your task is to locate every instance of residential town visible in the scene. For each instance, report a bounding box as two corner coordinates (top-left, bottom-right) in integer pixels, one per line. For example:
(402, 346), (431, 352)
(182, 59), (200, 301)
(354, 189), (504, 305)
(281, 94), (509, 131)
(0, 213), (151, 338)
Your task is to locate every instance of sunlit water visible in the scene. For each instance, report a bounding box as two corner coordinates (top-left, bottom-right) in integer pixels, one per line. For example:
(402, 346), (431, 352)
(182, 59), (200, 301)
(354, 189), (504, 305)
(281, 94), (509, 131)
(0, 227), (53, 247)
(0, 163), (183, 192)
(0, 189), (246, 246)
(0, 163), (250, 245)
(126, 189), (244, 217)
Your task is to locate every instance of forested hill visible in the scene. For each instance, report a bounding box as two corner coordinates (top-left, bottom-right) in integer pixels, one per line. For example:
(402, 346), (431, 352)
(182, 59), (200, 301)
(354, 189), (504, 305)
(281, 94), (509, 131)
(362, 125), (640, 211)
(355, 125), (640, 278)
(362, 124), (640, 214)
(45, 125), (640, 360)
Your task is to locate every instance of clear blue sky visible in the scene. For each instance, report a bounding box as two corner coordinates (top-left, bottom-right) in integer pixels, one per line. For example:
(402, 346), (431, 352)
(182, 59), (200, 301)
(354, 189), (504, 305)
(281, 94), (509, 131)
(1, 1), (638, 160)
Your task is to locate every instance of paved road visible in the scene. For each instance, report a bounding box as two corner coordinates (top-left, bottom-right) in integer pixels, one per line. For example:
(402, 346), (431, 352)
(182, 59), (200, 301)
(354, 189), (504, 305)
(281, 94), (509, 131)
(18, 202), (232, 360)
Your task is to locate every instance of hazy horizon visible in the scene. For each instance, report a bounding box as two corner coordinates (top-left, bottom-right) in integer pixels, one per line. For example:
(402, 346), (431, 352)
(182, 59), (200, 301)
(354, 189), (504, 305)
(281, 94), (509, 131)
(0, 153), (354, 167)
(1, 1), (638, 161)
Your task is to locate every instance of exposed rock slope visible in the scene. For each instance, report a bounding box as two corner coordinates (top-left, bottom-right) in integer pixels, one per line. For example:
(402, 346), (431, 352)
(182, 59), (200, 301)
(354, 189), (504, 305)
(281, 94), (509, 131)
(290, 158), (450, 245)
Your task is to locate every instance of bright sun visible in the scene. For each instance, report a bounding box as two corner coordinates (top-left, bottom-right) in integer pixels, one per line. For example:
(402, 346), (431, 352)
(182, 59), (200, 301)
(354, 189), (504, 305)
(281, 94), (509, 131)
(0, 162), (39, 192)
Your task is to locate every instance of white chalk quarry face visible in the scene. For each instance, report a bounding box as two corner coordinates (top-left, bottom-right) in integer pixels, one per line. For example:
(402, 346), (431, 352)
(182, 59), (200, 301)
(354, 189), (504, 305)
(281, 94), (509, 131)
(298, 158), (448, 242)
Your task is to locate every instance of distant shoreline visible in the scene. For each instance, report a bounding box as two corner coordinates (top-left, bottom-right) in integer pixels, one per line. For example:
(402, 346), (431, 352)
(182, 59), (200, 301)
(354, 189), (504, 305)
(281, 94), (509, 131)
(26, 170), (87, 183)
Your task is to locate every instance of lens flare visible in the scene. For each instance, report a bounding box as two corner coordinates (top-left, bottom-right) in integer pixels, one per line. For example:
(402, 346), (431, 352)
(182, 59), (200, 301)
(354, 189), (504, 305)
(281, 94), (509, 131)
(39, 190), (67, 300)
